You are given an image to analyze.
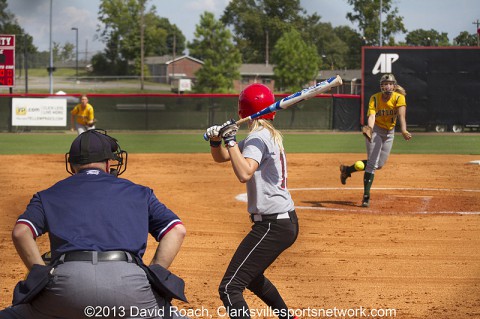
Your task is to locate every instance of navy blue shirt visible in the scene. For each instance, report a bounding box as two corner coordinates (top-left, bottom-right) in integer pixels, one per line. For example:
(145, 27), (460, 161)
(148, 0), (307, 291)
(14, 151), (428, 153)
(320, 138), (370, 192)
(17, 169), (182, 261)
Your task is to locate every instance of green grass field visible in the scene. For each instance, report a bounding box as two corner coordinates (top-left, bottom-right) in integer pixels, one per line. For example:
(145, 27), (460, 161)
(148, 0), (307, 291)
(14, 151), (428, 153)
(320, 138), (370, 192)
(0, 132), (479, 155)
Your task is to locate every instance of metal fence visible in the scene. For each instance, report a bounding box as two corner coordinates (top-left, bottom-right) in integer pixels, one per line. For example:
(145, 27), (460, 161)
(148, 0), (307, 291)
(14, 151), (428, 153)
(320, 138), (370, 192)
(0, 94), (361, 132)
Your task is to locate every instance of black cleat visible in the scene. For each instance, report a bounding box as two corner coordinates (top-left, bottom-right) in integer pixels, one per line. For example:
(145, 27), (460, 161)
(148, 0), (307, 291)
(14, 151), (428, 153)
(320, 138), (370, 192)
(340, 164), (351, 185)
(361, 194), (370, 207)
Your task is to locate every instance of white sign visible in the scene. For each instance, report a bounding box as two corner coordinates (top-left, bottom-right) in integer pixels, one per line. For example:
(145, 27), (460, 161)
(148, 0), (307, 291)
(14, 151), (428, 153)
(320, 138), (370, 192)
(12, 98), (67, 126)
(178, 79), (192, 91)
(372, 53), (399, 74)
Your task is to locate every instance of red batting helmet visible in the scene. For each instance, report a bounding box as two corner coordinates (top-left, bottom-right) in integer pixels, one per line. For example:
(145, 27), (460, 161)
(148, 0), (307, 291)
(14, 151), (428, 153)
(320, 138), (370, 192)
(238, 83), (276, 120)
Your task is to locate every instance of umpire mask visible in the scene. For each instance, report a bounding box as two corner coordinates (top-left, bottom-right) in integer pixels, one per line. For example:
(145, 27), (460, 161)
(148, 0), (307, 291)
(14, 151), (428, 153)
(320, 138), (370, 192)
(65, 129), (128, 176)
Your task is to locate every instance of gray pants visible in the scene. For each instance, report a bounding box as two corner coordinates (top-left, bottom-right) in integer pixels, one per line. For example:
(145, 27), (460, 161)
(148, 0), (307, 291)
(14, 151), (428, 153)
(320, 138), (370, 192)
(1, 261), (185, 319)
(365, 126), (395, 173)
(75, 122), (95, 135)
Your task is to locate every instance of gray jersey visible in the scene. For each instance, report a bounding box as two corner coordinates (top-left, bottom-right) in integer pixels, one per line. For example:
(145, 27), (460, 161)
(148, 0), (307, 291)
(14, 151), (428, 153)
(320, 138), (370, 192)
(238, 127), (295, 215)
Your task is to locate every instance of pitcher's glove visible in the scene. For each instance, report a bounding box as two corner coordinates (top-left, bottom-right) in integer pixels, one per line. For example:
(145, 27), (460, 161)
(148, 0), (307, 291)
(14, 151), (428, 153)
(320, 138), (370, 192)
(219, 119), (238, 144)
(362, 125), (373, 142)
(87, 119), (97, 127)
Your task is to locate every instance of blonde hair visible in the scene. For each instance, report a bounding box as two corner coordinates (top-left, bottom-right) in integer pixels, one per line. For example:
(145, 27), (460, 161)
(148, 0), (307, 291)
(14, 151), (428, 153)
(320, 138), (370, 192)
(395, 84), (406, 96)
(249, 119), (284, 151)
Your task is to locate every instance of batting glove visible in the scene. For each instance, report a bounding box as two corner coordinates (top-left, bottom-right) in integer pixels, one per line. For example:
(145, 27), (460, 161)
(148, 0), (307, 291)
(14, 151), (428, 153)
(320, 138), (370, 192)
(206, 125), (222, 140)
(219, 119), (238, 144)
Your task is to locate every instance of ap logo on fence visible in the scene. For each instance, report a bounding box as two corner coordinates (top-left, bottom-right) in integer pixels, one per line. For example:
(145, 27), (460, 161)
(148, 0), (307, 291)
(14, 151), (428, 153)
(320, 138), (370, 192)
(372, 53), (399, 74)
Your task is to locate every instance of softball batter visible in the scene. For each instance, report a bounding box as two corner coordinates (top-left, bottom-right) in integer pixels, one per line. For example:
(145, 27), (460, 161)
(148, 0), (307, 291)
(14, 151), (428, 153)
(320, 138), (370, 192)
(340, 74), (412, 207)
(206, 84), (298, 319)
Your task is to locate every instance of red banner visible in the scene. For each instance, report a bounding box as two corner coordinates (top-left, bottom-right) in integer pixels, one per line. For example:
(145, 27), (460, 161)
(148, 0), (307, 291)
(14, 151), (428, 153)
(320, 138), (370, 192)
(0, 34), (15, 87)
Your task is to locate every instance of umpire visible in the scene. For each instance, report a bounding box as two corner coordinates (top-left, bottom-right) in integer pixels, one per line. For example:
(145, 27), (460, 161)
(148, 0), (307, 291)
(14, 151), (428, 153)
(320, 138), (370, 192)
(0, 130), (188, 319)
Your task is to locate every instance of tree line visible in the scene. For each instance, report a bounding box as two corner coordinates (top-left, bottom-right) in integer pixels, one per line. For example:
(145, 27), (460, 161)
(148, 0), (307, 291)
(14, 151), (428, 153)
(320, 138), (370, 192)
(0, 0), (478, 92)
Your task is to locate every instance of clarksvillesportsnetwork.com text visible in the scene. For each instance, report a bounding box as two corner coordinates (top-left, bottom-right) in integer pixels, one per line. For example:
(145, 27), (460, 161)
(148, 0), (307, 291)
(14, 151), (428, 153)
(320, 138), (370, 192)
(83, 305), (397, 318)
(172, 305), (397, 318)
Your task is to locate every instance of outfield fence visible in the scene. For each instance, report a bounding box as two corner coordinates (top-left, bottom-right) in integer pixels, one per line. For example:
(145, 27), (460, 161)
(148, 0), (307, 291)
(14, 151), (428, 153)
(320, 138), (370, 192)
(0, 93), (361, 132)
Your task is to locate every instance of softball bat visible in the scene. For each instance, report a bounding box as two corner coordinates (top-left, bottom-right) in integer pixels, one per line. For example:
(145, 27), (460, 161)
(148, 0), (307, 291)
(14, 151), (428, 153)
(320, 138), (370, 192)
(204, 75), (343, 141)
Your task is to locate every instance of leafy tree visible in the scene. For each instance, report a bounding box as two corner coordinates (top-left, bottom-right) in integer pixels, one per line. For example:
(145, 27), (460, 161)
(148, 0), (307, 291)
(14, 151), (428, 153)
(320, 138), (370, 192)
(52, 42), (62, 61)
(453, 31), (478, 46)
(96, 0), (185, 75)
(0, 0), (12, 23)
(221, 0), (316, 63)
(2, 22), (37, 68)
(91, 32), (128, 75)
(333, 26), (363, 69)
(60, 42), (75, 62)
(188, 12), (241, 93)
(405, 29), (450, 46)
(220, 0), (354, 71)
(150, 17), (186, 56)
(303, 20), (346, 70)
(272, 29), (319, 92)
(346, 0), (406, 46)
(0, 0), (37, 68)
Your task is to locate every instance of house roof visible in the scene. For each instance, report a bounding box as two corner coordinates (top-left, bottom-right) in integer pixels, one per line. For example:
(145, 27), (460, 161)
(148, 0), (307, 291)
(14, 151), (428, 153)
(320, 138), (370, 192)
(144, 55), (204, 65)
(317, 69), (361, 81)
(240, 63), (274, 76)
(239, 64), (361, 81)
(143, 56), (361, 81)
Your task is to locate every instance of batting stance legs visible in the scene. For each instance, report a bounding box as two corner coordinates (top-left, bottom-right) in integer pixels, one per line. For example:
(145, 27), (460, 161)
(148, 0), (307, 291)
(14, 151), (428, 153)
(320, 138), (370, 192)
(219, 216), (299, 319)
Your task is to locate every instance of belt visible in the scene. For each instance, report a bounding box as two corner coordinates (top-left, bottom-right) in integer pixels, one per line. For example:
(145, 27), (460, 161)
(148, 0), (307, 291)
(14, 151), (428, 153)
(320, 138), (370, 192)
(250, 210), (295, 222)
(62, 251), (134, 263)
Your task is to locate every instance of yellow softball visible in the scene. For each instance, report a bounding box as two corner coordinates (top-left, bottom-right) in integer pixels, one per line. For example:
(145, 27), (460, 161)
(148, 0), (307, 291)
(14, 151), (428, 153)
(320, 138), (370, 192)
(354, 160), (365, 171)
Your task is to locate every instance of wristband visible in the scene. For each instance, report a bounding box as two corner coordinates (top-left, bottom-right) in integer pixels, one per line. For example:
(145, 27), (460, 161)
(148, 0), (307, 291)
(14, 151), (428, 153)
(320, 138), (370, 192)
(223, 135), (236, 145)
(209, 140), (222, 148)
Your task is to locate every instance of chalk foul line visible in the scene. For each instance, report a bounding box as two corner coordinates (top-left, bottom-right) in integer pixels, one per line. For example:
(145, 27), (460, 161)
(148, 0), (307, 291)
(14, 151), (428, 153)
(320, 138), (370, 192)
(234, 187), (480, 215)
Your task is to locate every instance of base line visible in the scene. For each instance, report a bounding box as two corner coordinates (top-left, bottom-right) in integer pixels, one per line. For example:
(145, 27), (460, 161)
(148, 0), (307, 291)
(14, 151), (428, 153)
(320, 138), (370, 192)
(234, 187), (480, 215)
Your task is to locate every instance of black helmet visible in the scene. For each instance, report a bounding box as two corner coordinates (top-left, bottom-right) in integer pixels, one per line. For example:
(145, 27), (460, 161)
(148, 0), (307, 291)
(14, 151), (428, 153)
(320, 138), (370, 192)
(65, 129), (127, 176)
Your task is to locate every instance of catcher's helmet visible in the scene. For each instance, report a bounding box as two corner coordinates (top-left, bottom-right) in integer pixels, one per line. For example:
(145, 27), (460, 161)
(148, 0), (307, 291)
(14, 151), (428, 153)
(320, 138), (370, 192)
(65, 129), (127, 176)
(380, 74), (397, 94)
(238, 83), (275, 120)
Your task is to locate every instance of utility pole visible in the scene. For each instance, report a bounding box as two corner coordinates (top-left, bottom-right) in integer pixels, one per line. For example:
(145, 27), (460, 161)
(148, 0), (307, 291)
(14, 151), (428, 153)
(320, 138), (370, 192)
(379, 0), (383, 46)
(139, 0), (145, 90)
(172, 32), (176, 85)
(48, 0), (53, 94)
(473, 19), (480, 46)
(71, 27), (78, 82)
(265, 30), (269, 66)
(24, 35), (28, 93)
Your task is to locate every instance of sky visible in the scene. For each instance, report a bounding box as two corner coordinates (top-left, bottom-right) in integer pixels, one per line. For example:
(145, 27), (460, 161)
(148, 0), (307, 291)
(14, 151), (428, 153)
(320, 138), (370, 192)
(6, 0), (480, 54)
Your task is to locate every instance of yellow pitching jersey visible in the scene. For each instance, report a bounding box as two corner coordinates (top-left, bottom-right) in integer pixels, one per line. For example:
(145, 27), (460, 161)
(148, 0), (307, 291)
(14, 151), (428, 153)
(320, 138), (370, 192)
(71, 104), (94, 125)
(368, 92), (406, 130)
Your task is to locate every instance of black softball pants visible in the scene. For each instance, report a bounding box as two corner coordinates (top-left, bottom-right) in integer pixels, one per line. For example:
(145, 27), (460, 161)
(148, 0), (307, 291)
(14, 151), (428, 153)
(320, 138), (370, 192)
(219, 212), (299, 319)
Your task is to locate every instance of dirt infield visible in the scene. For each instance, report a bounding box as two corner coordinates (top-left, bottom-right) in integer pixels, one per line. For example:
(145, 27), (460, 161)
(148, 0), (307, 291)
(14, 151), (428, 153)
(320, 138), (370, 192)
(0, 153), (479, 319)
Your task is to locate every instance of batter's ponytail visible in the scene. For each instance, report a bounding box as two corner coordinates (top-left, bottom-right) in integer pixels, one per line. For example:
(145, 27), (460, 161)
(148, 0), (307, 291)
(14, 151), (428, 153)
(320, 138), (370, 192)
(249, 119), (284, 151)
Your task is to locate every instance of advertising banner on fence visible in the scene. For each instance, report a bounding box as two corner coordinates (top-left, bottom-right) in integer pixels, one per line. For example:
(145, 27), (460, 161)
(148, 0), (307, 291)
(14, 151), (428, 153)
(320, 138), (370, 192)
(12, 98), (67, 126)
